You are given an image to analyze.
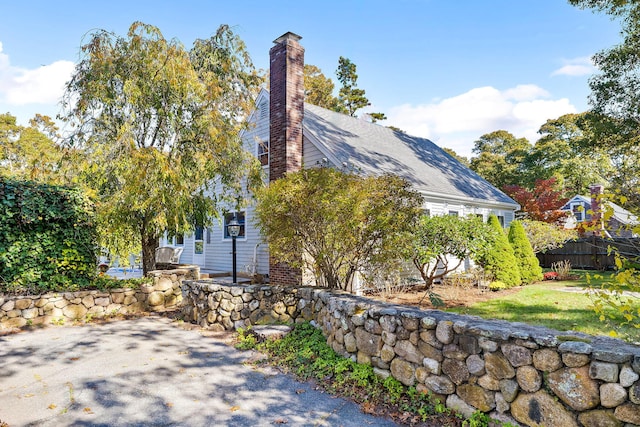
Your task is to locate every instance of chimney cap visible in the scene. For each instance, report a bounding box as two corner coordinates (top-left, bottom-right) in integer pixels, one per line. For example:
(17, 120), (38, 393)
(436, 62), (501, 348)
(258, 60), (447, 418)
(273, 32), (302, 45)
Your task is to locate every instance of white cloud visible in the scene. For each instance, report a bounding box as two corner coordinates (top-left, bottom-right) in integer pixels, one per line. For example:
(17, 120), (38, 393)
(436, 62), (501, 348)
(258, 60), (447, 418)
(385, 85), (577, 158)
(551, 56), (595, 77)
(0, 41), (75, 106)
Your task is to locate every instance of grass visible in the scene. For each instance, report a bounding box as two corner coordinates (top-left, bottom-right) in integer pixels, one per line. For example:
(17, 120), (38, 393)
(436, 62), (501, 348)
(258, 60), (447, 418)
(446, 270), (640, 343)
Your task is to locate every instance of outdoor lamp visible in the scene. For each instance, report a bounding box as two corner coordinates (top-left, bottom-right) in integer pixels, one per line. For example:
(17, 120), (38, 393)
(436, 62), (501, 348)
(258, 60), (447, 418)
(227, 218), (241, 238)
(227, 217), (241, 284)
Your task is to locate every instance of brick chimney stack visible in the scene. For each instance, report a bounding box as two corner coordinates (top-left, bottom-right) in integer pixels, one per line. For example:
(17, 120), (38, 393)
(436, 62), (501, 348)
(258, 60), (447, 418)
(269, 32), (304, 181)
(269, 32), (305, 285)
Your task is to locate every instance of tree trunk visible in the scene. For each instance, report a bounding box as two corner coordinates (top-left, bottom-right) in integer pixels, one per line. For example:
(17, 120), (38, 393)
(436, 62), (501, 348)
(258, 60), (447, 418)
(141, 232), (159, 275)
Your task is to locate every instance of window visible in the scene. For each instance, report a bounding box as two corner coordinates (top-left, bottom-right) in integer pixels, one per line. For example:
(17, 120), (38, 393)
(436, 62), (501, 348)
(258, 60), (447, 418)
(572, 204), (584, 222)
(497, 215), (505, 228)
(448, 211), (459, 217)
(194, 226), (204, 254)
(174, 234), (184, 246)
(423, 209), (431, 217)
(476, 213), (484, 221)
(224, 212), (246, 238)
(258, 140), (269, 166)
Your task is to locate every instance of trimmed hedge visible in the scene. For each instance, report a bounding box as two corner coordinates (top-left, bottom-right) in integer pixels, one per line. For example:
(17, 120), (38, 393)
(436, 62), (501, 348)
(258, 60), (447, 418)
(0, 179), (97, 294)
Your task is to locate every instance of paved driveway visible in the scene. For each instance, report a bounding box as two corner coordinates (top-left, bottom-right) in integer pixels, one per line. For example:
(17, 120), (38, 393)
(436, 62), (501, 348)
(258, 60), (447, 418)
(0, 316), (397, 426)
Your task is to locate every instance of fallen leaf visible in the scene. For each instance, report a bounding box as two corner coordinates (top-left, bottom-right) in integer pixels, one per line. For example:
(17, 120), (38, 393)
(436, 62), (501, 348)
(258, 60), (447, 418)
(273, 418), (288, 424)
(83, 407), (94, 414)
(47, 404), (57, 410)
(230, 405), (240, 412)
(295, 389), (306, 394)
(69, 357), (80, 361)
(165, 402), (174, 408)
(23, 393), (35, 398)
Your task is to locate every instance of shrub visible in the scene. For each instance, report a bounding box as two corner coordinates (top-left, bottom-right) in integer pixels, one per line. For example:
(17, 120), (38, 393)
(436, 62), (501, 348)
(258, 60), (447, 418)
(489, 281), (507, 291)
(0, 178), (98, 294)
(508, 220), (543, 284)
(543, 271), (559, 280)
(551, 260), (572, 280)
(478, 215), (521, 288)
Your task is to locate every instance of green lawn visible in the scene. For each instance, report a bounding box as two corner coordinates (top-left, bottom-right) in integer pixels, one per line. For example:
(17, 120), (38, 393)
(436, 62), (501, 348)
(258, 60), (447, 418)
(446, 271), (640, 343)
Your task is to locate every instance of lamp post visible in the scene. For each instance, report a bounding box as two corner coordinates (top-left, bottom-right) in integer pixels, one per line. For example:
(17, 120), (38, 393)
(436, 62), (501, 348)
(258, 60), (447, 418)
(227, 216), (241, 284)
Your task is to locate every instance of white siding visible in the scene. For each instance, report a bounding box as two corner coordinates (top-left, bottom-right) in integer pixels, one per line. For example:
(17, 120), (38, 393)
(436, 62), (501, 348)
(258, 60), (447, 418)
(303, 135), (326, 167)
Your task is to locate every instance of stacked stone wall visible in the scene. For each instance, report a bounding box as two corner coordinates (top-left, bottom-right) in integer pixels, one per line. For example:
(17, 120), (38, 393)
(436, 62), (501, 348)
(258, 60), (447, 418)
(0, 267), (198, 329)
(182, 280), (640, 426)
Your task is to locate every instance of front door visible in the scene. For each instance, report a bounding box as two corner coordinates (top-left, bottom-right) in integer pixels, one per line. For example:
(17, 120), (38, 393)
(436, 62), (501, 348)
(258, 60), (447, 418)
(193, 226), (205, 266)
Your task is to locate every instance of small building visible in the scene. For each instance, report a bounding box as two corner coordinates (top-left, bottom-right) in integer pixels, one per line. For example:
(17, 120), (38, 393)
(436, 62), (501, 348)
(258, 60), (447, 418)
(561, 185), (638, 237)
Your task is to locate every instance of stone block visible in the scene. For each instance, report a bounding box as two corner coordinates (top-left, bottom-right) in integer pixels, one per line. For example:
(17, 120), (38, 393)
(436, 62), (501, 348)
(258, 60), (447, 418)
(446, 394), (475, 419)
(563, 352), (591, 368)
(344, 332), (357, 353)
(578, 410), (622, 427)
(614, 402), (640, 425)
(442, 358), (469, 385)
(502, 343), (532, 367)
(478, 374), (501, 391)
(1, 317), (26, 328)
(590, 361), (619, 383)
(147, 291), (165, 307)
(154, 277), (173, 292)
(511, 390), (578, 427)
(395, 340), (422, 364)
(82, 295), (95, 307)
(466, 354), (485, 376)
(485, 352), (515, 380)
(600, 383), (627, 408)
(533, 348), (562, 372)
(418, 341), (444, 362)
(15, 299), (32, 310)
(547, 366), (600, 411)
(499, 379), (519, 403)
(355, 327), (381, 357)
(435, 320), (454, 344)
(111, 292), (125, 304)
(620, 364), (640, 388)
(63, 304), (87, 320)
(1, 300), (15, 311)
(516, 365), (541, 393)
(22, 308), (38, 319)
(456, 384), (495, 412)
(423, 357), (441, 375)
(424, 375), (455, 395)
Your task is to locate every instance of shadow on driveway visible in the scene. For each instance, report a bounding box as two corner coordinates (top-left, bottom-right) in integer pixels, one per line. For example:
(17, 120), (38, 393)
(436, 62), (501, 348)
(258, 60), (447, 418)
(0, 316), (397, 426)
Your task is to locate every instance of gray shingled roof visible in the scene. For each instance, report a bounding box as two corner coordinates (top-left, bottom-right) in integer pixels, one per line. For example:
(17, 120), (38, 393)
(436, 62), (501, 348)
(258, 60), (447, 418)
(302, 103), (517, 206)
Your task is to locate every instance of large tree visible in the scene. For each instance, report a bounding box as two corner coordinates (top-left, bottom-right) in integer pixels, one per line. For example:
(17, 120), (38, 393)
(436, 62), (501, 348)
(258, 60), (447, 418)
(254, 167), (423, 291)
(469, 130), (531, 189)
(526, 113), (612, 197)
(569, 1), (640, 211)
(61, 22), (262, 274)
(303, 64), (341, 110)
(0, 113), (68, 184)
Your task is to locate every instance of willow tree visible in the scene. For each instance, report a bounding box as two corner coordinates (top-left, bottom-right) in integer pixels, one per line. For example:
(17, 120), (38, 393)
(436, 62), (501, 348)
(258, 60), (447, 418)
(61, 22), (262, 273)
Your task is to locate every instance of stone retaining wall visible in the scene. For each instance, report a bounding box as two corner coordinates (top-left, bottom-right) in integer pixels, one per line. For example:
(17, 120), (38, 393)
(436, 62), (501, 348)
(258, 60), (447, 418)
(0, 266), (198, 329)
(182, 280), (640, 427)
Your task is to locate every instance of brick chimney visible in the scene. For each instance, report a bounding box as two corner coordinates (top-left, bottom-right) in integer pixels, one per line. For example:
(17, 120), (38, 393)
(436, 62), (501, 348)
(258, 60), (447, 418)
(269, 32), (304, 285)
(269, 32), (304, 180)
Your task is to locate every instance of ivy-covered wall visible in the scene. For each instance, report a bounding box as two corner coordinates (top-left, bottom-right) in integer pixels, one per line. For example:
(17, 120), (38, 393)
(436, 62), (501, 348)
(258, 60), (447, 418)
(0, 179), (97, 294)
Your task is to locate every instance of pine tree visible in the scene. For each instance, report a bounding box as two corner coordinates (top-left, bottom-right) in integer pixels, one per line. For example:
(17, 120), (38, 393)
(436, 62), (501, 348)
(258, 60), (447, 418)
(482, 215), (521, 288)
(508, 220), (543, 285)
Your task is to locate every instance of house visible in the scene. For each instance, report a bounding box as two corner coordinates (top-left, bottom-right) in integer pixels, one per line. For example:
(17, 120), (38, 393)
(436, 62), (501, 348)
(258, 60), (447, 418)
(561, 184), (638, 237)
(162, 32), (519, 283)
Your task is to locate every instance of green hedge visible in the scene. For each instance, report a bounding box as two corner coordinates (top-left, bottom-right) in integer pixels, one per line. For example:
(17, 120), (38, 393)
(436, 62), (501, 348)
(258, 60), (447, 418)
(0, 179), (98, 294)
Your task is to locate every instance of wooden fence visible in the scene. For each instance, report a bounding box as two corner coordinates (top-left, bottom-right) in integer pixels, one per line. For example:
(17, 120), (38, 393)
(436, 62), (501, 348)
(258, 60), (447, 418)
(536, 237), (640, 270)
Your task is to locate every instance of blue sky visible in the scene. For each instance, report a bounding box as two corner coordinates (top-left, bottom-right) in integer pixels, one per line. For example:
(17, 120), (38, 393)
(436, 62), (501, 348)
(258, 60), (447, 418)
(0, 1), (622, 157)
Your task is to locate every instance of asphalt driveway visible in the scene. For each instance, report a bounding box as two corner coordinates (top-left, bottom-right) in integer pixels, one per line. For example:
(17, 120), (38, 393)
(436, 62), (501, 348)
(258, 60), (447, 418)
(0, 316), (397, 426)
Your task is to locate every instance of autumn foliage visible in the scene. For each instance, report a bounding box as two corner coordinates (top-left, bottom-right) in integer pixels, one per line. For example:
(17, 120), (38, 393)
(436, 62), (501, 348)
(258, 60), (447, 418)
(504, 178), (568, 223)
